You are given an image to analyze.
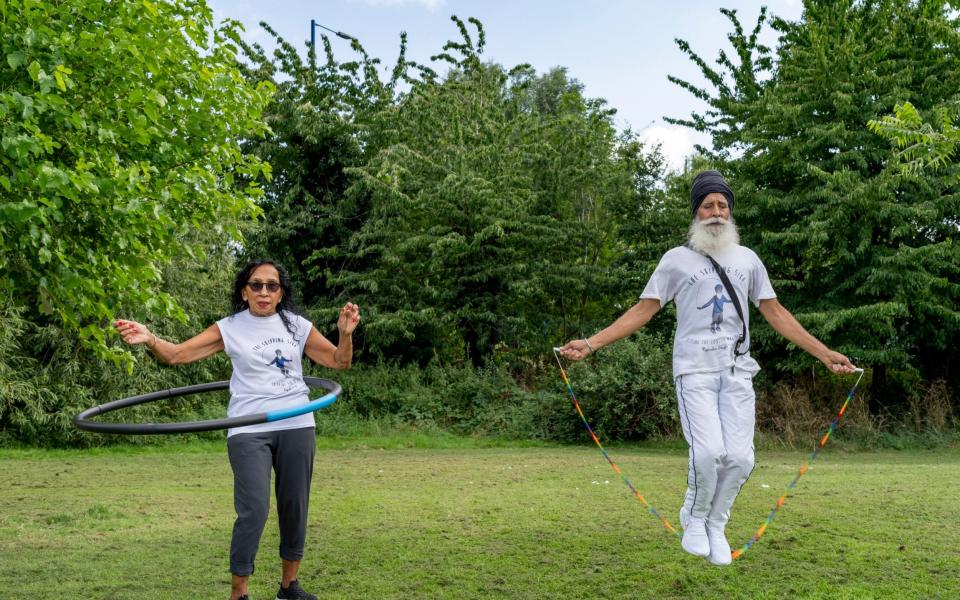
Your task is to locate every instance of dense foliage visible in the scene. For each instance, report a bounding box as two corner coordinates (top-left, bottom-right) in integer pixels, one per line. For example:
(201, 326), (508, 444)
(0, 0), (270, 443)
(0, 0), (272, 360)
(2, 3), (957, 446)
(239, 17), (667, 367)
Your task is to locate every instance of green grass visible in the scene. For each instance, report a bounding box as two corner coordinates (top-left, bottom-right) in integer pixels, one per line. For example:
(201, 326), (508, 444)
(1, 438), (958, 599)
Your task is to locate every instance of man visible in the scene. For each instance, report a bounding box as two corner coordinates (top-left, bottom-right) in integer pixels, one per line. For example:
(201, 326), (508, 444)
(559, 170), (855, 566)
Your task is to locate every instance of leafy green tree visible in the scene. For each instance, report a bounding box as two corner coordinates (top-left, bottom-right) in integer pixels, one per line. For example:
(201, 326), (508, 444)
(508, 67), (670, 343)
(0, 0), (272, 363)
(868, 99), (960, 399)
(234, 23), (437, 314)
(332, 17), (663, 366)
(668, 1), (960, 410)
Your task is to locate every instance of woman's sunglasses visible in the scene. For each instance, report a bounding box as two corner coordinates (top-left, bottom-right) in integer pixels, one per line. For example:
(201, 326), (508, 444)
(247, 281), (281, 293)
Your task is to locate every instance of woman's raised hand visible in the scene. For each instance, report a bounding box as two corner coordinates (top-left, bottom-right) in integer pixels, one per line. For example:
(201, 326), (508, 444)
(114, 319), (154, 346)
(337, 303), (361, 336)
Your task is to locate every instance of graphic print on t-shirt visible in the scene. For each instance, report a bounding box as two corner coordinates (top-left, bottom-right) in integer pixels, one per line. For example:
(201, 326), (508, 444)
(267, 349), (294, 377)
(682, 263), (748, 356)
(698, 283), (732, 334)
(252, 336), (301, 392)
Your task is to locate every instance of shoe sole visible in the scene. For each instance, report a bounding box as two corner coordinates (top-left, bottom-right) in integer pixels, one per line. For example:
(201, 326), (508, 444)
(681, 540), (710, 557)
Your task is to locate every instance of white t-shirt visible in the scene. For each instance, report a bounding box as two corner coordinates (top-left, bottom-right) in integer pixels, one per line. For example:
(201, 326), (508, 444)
(216, 309), (316, 437)
(641, 244), (777, 377)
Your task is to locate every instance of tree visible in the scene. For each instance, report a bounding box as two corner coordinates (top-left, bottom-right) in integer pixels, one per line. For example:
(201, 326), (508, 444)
(0, 0), (272, 363)
(331, 17), (664, 366)
(234, 22), (437, 315)
(869, 99), (960, 399)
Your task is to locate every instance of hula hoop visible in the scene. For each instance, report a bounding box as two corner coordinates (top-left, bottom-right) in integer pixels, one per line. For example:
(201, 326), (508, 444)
(73, 376), (340, 435)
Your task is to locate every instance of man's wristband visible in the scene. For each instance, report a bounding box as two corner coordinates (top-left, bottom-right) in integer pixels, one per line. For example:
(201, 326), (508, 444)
(584, 338), (595, 354)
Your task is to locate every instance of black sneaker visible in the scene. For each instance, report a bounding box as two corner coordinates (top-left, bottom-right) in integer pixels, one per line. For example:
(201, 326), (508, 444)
(276, 579), (317, 600)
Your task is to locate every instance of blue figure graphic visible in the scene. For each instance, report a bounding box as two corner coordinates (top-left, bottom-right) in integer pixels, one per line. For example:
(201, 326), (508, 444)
(267, 349), (293, 377)
(698, 284), (732, 334)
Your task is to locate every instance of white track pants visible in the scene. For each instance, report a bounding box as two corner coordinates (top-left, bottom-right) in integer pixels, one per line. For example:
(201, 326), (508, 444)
(676, 367), (756, 528)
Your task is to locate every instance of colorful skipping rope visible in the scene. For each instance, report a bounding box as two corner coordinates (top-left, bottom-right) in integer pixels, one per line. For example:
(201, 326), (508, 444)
(552, 347), (865, 561)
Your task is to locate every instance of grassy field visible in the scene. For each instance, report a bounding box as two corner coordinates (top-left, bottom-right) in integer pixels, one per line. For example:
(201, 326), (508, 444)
(1, 437), (958, 599)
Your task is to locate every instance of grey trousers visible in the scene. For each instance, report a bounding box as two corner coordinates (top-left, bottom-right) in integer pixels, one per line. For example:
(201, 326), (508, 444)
(226, 427), (316, 576)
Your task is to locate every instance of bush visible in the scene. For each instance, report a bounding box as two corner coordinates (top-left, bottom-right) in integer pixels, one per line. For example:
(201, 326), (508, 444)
(310, 360), (571, 441)
(0, 249), (237, 447)
(540, 332), (676, 442)
(755, 370), (958, 449)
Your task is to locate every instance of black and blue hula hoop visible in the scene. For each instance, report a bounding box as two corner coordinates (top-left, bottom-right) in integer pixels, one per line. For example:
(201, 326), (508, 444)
(73, 376), (340, 435)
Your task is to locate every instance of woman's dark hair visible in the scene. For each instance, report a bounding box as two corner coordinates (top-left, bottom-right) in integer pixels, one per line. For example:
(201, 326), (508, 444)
(232, 259), (301, 340)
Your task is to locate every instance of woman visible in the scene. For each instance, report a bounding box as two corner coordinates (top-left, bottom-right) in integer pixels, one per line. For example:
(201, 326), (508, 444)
(115, 259), (360, 600)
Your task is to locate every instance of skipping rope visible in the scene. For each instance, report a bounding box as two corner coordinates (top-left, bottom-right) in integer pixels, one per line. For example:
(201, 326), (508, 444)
(553, 347), (865, 561)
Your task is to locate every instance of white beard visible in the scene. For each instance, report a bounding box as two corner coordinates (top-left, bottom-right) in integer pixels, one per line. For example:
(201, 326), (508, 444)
(687, 216), (740, 255)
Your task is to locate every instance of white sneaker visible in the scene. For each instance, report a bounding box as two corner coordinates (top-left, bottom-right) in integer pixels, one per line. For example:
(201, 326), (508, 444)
(680, 516), (710, 557)
(706, 523), (732, 566)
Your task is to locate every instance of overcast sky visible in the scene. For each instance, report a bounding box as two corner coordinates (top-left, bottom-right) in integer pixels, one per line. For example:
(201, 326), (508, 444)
(208, 0), (804, 171)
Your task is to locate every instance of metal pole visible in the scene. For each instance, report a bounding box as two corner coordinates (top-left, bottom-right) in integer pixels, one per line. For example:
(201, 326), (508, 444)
(310, 18), (316, 52)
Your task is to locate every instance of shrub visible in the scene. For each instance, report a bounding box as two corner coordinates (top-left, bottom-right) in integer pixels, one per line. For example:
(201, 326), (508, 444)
(548, 332), (677, 442)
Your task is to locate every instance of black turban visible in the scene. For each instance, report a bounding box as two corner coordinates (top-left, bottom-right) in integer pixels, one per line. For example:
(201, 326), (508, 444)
(690, 170), (734, 214)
